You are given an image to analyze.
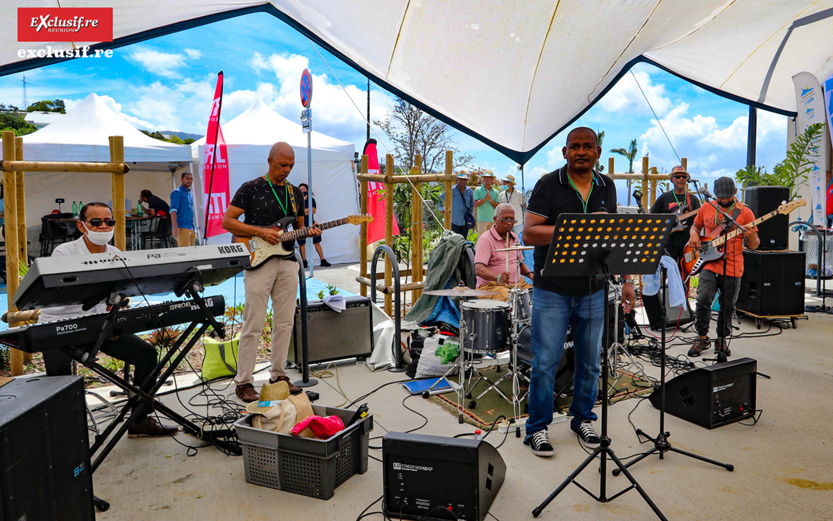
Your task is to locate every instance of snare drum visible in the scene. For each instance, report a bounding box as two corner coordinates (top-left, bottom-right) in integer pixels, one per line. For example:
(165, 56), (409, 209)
(511, 288), (533, 323)
(460, 300), (510, 353)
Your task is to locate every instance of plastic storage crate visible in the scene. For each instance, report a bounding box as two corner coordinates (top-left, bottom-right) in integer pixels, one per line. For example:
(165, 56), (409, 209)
(800, 231), (833, 278)
(234, 404), (373, 500)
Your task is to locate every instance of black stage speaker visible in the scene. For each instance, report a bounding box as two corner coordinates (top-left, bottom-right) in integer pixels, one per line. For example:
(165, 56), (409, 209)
(288, 296), (373, 365)
(383, 432), (506, 521)
(0, 376), (94, 521)
(642, 293), (694, 330)
(736, 250), (805, 316)
(650, 357), (756, 429)
(745, 186), (789, 250)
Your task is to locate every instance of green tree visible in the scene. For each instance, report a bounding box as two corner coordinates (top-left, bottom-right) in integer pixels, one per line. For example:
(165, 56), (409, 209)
(595, 130), (605, 172)
(26, 99), (66, 113)
(610, 138), (638, 173)
(374, 98), (473, 174)
(0, 112), (37, 136)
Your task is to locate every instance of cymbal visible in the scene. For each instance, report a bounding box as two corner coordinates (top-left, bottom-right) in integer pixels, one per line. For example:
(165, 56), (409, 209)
(494, 245), (534, 252)
(424, 287), (498, 297)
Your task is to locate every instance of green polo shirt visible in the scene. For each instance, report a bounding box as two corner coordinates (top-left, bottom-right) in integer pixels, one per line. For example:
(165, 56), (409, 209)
(473, 186), (500, 223)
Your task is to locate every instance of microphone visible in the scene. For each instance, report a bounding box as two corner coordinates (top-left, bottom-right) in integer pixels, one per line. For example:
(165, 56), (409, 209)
(632, 190), (645, 213)
(686, 179), (698, 183)
(698, 187), (713, 199)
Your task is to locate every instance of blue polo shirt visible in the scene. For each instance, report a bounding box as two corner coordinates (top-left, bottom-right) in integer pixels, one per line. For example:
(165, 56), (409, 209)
(170, 184), (195, 230)
(443, 185), (474, 226)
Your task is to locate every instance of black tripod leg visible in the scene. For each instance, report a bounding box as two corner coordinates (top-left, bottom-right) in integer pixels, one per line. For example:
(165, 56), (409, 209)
(532, 448), (601, 518)
(666, 446), (734, 471)
(93, 495), (110, 511)
(607, 449), (668, 521)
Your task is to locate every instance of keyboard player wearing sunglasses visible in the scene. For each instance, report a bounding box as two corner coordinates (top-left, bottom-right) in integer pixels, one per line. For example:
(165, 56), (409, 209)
(37, 202), (178, 438)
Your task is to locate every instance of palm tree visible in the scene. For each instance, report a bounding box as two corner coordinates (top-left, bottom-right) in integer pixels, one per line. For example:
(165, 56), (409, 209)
(595, 130), (605, 172)
(611, 138), (639, 204)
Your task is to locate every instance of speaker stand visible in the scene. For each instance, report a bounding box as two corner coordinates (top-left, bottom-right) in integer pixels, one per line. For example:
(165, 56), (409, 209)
(613, 266), (733, 478)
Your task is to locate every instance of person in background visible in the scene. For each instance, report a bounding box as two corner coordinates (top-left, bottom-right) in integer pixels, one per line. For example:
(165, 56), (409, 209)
(38, 202), (178, 437)
(687, 176), (759, 358)
(474, 203), (533, 301)
(222, 142), (321, 403)
(170, 172), (196, 246)
(139, 189), (170, 218)
(826, 169), (832, 228)
(442, 172), (474, 236)
(649, 165), (700, 263)
(473, 171), (499, 237)
(522, 127), (636, 457)
(296, 183), (331, 268)
(499, 174), (525, 239)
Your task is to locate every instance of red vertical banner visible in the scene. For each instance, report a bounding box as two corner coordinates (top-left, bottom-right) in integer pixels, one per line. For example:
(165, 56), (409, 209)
(364, 139), (398, 243)
(203, 72), (230, 239)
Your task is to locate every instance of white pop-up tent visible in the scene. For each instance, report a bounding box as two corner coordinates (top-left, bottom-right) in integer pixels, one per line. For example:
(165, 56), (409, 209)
(0, 93), (192, 249)
(192, 99), (359, 264)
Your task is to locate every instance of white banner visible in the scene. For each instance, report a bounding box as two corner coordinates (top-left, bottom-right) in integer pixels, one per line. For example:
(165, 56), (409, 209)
(792, 72), (827, 225)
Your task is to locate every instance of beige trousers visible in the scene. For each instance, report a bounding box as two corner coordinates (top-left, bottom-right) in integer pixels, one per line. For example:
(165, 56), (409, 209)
(234, 256), (299, 386)
(476, 221), (494, 236)
(177, 228), (197, 247)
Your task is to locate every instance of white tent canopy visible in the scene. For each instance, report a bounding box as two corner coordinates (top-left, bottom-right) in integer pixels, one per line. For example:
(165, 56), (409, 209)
(0, 93), (192, 250)
(192, 99), (359, 264)
(2, 2), (832, 162)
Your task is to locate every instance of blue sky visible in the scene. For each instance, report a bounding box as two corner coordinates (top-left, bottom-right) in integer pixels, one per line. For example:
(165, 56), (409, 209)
(1, 11), (790, 201)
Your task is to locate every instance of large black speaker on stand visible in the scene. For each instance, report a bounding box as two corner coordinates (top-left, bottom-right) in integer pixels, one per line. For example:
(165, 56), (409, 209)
(745, 186), (789, 250)
(0, 376), (94, 521)
(736, 250), (805, 316)
(383, 432), (506, 521)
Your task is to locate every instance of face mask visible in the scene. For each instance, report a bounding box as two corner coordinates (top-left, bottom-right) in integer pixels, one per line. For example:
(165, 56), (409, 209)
(82, 222), (114, 246)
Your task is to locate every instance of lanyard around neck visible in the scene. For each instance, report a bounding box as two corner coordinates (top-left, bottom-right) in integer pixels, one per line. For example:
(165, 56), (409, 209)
(265, 176), (290, 215)
(568, 175), (594, 213)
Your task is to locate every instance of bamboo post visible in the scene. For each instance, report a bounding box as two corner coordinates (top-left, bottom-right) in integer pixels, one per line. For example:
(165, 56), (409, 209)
(14, 137), (31, 364)
(359, 155), (369, 297)
(608, 157), (615, 175)
(3, 132), (23, 376)
(384, 154), (394, 316)
(412, 155), (423, 303)
(649, 167), (658, 207)
(681, 157), (689, 194)
(641, 156), (650, 210)
(444, 150), (453, 229)
(109, 136), (127, 251)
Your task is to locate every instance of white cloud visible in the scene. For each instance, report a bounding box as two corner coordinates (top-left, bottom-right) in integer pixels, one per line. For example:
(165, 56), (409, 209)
(128, 49), (187, 78)
(184, 49), (202, 59)
(599, 70), (673, 116)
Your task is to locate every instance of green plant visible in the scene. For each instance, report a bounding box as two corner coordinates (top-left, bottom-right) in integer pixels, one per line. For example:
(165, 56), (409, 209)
(316, 289), (325, 300)
(735, 122), (824, 199)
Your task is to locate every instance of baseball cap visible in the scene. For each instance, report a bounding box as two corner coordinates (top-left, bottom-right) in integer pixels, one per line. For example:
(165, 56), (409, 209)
(713, 177), (736, 199)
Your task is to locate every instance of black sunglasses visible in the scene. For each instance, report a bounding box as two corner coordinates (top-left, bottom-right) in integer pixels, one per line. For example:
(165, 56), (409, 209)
(85, 218), (116, 227)
(671, 175), (687, 179)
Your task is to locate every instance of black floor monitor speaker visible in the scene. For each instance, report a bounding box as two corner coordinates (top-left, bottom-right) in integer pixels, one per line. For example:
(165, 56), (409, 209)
(0, 376), (94, 521)
(288, 296), (373, 365)
(650, 357), (757, 429)
(642, 292), (694, 330)
(736, 250), (805, 316)
(745, 186), (789, 250)
(383, 432), (506, 521)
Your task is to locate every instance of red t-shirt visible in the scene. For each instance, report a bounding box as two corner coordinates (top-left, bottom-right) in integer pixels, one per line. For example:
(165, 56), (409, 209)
(693, 200), (756, 277)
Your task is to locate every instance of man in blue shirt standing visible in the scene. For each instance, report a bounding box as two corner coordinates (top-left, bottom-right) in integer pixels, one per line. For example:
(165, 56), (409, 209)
(170, 172), (196, 246)
(443, 172), (474, 236)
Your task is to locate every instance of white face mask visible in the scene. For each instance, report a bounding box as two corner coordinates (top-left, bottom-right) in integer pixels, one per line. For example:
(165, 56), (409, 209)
(82, 222), (114, 246)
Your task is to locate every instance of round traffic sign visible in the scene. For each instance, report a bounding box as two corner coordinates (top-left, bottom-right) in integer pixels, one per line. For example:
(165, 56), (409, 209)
(300, 68), (313, 108)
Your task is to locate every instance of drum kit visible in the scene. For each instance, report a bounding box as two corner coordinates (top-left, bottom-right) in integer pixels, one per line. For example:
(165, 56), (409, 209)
(424, 244), (534, 425)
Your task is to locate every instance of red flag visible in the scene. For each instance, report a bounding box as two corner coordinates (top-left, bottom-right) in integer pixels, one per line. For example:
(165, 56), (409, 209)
(364, 139), (398, 243)
(202, 72), (231, 239)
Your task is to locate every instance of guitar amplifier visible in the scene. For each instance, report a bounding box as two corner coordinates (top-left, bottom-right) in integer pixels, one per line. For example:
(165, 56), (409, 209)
(288, 296), (374, 365)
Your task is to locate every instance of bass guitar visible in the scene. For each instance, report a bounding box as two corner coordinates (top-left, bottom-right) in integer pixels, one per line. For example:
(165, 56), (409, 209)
(669, 206), (699, 234)
(233, 214), (372, 269)
(681, 199), (804, 278)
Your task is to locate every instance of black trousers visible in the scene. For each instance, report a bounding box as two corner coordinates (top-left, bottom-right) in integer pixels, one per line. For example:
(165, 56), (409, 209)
(42, 334), (159, 422)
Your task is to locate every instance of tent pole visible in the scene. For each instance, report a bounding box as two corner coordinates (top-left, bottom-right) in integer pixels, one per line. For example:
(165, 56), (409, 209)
(747, 106), (757, 167)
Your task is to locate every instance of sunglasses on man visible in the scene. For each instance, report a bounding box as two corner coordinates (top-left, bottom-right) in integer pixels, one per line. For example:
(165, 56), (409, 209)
(84, 218), (117, 227)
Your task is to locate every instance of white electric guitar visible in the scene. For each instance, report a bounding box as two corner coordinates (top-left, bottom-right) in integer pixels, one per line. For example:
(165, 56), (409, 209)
(233, 214), (372, 269)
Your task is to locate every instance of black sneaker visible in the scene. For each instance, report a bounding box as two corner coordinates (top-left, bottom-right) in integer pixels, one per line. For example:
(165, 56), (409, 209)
(525, 430), (554, 457)
(320, 259), (331, 267)
(575, 421), (600, 449)
(302, 259), (309, 268)
(687, 336), (710, 357)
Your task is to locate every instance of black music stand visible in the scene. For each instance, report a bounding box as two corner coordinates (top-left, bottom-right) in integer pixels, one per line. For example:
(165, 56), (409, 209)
(532, 213), (674, 520)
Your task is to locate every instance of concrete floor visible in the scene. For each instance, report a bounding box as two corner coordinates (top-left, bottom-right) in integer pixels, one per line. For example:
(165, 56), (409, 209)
(86, 263), (833, 520)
